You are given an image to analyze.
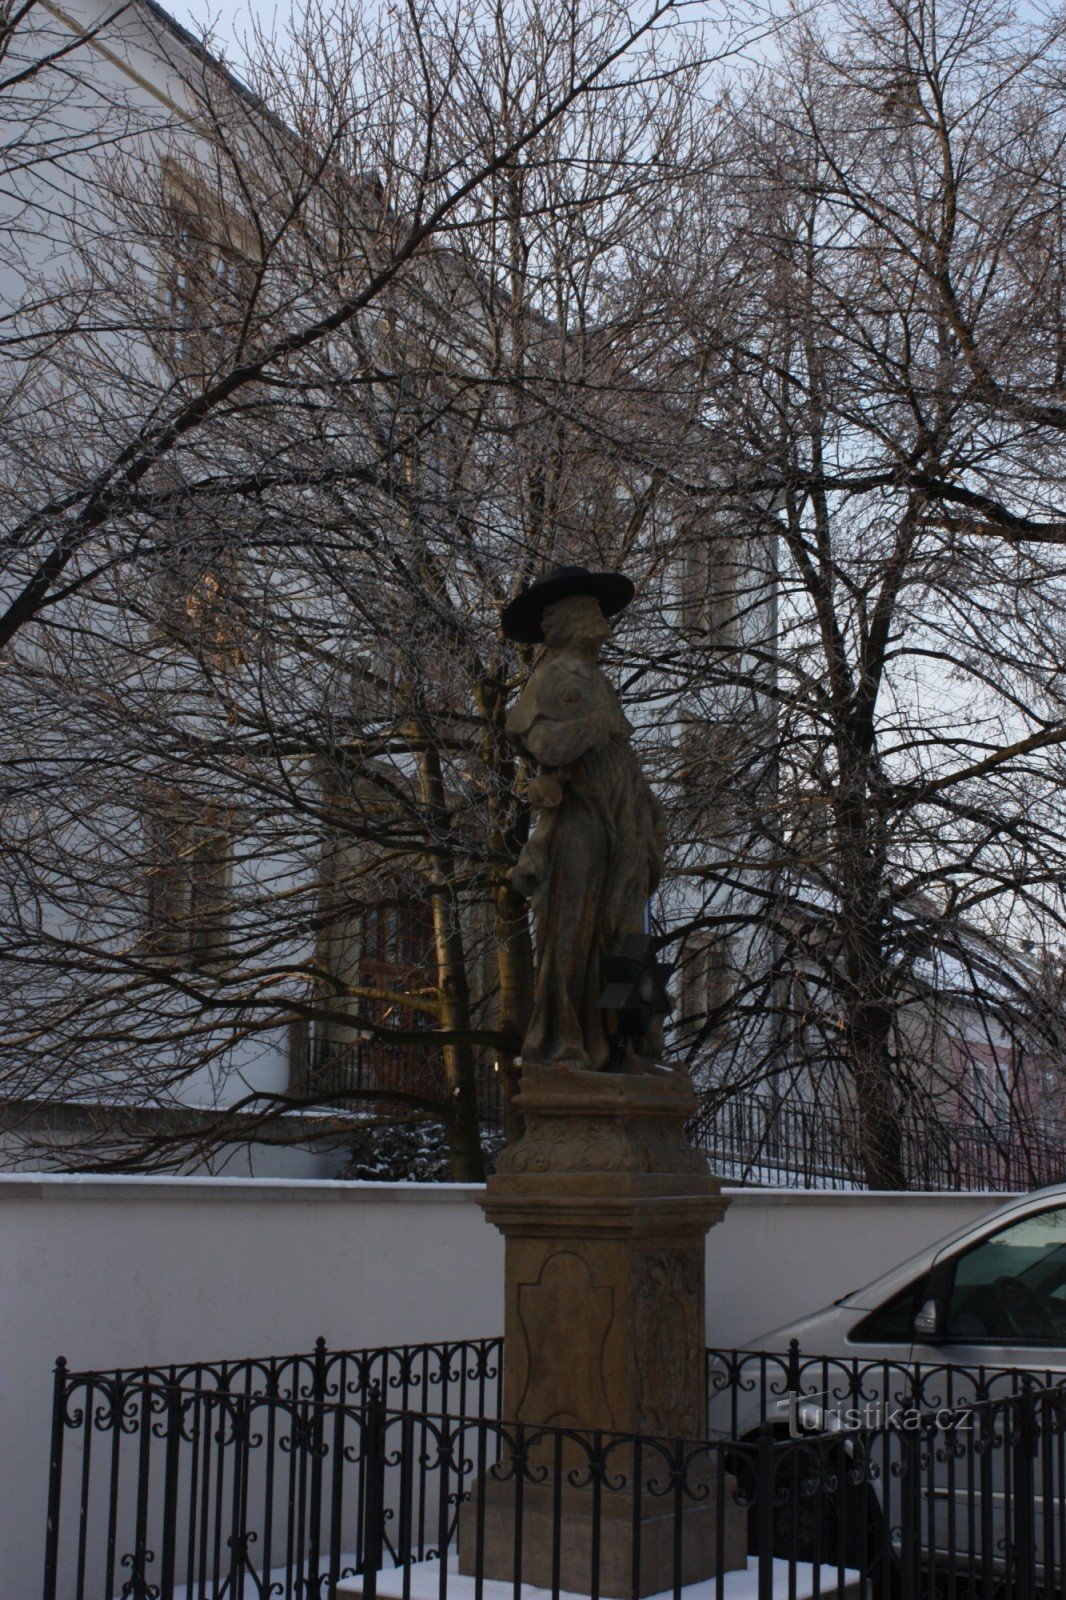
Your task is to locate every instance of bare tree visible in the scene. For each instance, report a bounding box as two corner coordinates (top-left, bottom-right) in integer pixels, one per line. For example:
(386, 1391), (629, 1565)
(0, 0), (757, 1176)
(659, 0), (1066, 1186)
(7, 0), (1060, 1191)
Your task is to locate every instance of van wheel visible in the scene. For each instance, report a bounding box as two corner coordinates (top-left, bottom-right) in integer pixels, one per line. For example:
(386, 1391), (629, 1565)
(740, 1438), (894, 1598)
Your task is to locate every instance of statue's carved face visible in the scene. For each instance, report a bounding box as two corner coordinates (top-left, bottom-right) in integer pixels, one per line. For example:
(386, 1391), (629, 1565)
(540, 594), (611, 650)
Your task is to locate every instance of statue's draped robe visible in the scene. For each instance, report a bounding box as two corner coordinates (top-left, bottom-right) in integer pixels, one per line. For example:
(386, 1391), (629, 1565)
(506, 655), (665, 1070)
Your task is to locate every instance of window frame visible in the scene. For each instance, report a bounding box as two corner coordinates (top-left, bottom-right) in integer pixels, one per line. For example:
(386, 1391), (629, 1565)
(142, 793), (233, 970)
(158, 161), (259, 378)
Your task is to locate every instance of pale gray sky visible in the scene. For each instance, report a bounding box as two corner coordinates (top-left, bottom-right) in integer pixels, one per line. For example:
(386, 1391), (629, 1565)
(165, 0), (753, 74)
(167, 0), (285, 67)
(164, 0), (1056, 89)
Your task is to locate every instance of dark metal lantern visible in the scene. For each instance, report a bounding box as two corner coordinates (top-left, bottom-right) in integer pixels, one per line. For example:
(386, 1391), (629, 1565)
(501, 565), (635, 644)
(599, 933), (673, 1040)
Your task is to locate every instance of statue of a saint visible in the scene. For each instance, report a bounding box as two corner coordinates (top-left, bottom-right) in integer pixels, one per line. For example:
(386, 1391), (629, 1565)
(501, 566), (666, 1072)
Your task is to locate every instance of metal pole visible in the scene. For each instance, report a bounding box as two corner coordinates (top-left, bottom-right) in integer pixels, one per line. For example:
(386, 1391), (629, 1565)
(1012, 1379), (1038, 1600)
(756, 1425), (776, 1600)
(362, 1384), (386, 1600)
(307, 1335), (326, 1596)
(42, 1356), (68, 1600)
(159, 1381), (182, 1600)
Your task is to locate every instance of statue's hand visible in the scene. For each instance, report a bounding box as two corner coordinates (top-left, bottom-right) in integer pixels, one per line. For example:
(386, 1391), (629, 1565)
(526, 772), (565, 809)
(509, 859), (536, 900)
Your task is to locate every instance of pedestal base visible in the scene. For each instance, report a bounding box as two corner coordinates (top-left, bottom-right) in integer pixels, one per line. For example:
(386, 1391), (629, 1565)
(457, 1472), (747, 1598)
(471, 1063), (743, 1596)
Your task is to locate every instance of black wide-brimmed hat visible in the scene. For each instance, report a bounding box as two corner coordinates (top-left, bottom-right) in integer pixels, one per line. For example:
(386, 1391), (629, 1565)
(500, 565), (635, 644)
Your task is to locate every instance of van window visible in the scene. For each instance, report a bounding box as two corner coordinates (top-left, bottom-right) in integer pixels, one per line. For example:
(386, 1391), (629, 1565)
(850, 1276), (927, 1343)
(943, 1207), (1066, 1344)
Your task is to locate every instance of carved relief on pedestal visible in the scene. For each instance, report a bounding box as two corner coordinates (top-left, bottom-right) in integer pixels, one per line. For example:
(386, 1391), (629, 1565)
(632, 1124), (709, 1175)
(514, 1250), (616, 1428)
(633, 1250), (703, 1439)
(497, 1118), (624, 1175)
(496, 1113), (710, 1178)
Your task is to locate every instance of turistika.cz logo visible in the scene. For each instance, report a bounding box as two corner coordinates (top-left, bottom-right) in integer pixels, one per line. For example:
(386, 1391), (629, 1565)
(787, 1389), (975, 1438)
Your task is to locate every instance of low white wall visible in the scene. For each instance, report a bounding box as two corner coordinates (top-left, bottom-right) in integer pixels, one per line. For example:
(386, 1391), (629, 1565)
(1, 1175), (1008, 1596)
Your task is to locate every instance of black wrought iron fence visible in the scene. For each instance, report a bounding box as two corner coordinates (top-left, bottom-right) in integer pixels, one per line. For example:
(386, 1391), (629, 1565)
(705, 1343), (1066, 1597)
(43, 1335), (1066, 1600)
(294, 1033), (504, 1130)
(705, 1340), (1066, 1441)
(691, 1096), (1066, 1192)
(298, 1033), (441, 1104)
(42, 1363), (870, 1600)
(45, 1336), (503, 1420)
(42, 1339), (502, 1600)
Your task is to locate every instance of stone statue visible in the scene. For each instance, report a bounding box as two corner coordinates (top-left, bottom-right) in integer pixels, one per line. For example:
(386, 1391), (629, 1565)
(501, 566), (667, 1072)
(464, 568), (737, 1599)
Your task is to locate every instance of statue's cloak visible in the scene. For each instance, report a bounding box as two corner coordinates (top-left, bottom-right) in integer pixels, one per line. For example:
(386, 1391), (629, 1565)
(507, 655), (664, 1070)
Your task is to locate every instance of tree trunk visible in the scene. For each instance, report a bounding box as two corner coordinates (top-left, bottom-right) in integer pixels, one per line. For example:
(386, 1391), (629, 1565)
(477, 672), (535, 1147)
(850, 1015), (907, 1189)
(417, 744), (485, 1182)
(838, 844), (907, 1190)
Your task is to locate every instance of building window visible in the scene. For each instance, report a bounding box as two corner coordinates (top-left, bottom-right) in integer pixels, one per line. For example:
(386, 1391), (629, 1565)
(675, 718), (735, 842)
(160, 190), (255, 376)
(969, 1057), (994, 1124)
(150, 550), (243, 665)
(680, 933), (734, 1048)
(359, 897), (436, 1024)
(143, 799), (231, 967)
(300, 881), (441, 1103)
(681, 531), (738, 643)
(946, 1038), (1015, 1134)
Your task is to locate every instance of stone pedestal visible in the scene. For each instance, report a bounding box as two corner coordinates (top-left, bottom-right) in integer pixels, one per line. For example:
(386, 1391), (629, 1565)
(459, 1063), (744, 1597)
(458, 1472), (747, 1597)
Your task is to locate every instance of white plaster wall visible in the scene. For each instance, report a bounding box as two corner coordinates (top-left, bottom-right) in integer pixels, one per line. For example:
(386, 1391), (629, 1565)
(0, 0), (311, 1124)
(0, 1176), (1011, 1596)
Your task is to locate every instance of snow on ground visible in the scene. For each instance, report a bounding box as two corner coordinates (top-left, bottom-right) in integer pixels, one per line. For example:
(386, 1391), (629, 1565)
(335, 1553), (860, 1600)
